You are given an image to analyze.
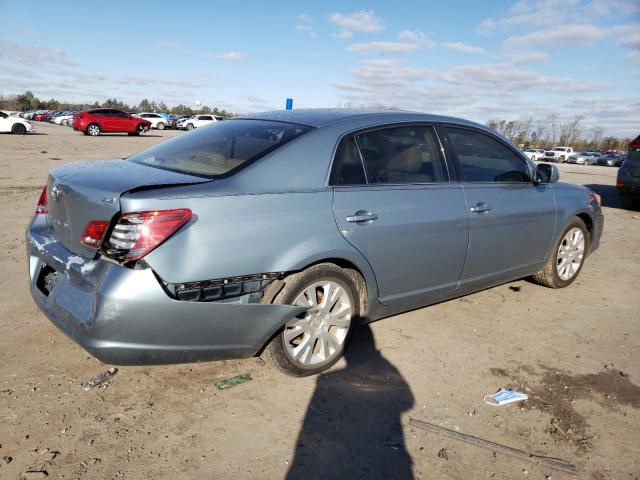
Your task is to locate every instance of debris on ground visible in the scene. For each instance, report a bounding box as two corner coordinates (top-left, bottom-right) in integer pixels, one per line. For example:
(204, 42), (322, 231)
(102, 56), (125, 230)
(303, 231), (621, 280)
(410, 418), (577, 475)
(19, 470), (49, 479)
(81, 368), (118, 390)
(484, 388), (528, 406)
(214, 373), (252, 390)
(2, 455), (12, 464)
(437, 447), (449, 459)
(509, 286), (522, 292)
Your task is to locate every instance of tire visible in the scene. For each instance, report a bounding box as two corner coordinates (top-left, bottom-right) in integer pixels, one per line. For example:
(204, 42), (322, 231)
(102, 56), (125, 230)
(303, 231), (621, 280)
(559, 155), (566, 163)
(86, 123), (101, 136)
(156, 122), (165, 130)
(136, 123), (146, 134)
(11, 123), (27, 135)
(128, 132), (140, 136)
(620, 194), (635, 210)
(531, 217), (589, 289)
(263, 263), (363, 377)
(186, 123), (194, 131)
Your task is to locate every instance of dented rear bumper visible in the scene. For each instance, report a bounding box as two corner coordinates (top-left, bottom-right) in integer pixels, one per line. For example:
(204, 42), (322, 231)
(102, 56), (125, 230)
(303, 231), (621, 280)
(26, 215), (305, 365)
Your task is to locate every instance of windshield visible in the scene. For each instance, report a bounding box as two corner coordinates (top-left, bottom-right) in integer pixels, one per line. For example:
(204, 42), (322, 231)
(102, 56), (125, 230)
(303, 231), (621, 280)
(129, 119), (312, 177)
(552, 147), (566, 151)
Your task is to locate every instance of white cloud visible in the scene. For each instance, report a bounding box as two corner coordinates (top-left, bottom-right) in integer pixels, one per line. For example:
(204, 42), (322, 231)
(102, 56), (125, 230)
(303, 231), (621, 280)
(627, 51), (640, 64)
(329, 10), (384, 38)
(505, 24), (605, 47)
(346, 30), (434, 55)
(508, 51), (549, 64)
(0, 42), (76, 66)
(442, 42), (484, 54)
(217, 51), (248, 61)
(611, 23), (640, 50)
(294, 13), (318, 38)
(474, 18), (496, 35)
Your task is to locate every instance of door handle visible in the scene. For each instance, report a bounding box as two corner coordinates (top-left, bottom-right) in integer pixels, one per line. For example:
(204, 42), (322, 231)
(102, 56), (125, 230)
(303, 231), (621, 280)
(346, 211), (378, 223)
(470, 202), (492, 213)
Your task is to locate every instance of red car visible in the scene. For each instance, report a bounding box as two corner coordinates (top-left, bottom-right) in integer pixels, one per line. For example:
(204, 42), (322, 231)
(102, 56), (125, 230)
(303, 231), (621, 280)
(72, 109), (151, 136)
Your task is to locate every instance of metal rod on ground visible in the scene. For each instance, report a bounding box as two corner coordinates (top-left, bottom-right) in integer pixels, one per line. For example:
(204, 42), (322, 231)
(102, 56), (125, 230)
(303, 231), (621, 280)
(409, 418), (577, 475)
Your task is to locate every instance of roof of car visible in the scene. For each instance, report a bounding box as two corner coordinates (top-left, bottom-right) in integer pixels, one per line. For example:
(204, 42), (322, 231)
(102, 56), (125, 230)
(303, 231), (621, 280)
(241, 108), (484, 129)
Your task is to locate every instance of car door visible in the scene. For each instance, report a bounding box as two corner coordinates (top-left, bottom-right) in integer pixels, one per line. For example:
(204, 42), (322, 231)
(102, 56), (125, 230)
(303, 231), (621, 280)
(332, 124), (469, 309)
(93, 109), (114, 132)
(442, 125), (556, 291)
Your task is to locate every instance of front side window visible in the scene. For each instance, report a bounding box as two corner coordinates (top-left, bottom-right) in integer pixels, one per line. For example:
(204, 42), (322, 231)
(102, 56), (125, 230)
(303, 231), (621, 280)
(446, 127), (531, 183)
(355, 125), (447, 184)
(199, 116), (213, 120)
(129, 119), (312, 177)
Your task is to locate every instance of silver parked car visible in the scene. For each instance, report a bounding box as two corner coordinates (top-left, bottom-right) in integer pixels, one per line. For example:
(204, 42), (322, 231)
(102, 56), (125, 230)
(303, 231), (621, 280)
(567, 151), (598, 165)
(26, 109), (604, 376)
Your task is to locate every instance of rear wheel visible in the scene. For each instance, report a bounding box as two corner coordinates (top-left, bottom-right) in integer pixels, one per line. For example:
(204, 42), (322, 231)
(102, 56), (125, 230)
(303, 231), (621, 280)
(264, 263), (361, 377)
(559, 155), (566, 163)
(156, 122), (165, 130)
(620, 193), (635, 210)
(86, 123), (101, 136)
(531, 217), (589, 288)
(11, 123), (27, 134)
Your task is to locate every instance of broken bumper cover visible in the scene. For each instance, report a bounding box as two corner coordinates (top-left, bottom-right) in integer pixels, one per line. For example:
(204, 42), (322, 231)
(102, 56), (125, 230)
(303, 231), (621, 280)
(26, 217), (305, 365)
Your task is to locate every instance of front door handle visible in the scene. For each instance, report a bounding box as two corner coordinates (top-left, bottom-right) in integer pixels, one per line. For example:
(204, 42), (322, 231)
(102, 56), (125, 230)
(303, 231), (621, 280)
(346, 211), (378, 223)
(470, 202), (492, 213)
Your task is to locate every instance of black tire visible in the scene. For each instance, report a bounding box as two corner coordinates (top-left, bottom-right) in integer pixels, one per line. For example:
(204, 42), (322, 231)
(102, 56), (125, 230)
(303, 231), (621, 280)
(156, 122), (165, 130)
(619, 193), (635, 210)
(263, 263), (364, 377)
(11, 123), (27, 134)
(85, 123), (101, 136)
(531, 217), (590, 289)
(186, 123), (194, 131)
(128, 132), (140, 136)
(559, 155), (566, 163)
(136, 123), (147, 133)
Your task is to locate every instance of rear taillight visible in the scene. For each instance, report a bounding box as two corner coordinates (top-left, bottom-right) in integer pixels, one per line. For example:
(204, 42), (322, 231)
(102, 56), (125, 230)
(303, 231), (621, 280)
(107, 209), (192, 261)
(36, 187), (47, 215)
(81, 220), (110, 248)
(617, 181), (625, 188)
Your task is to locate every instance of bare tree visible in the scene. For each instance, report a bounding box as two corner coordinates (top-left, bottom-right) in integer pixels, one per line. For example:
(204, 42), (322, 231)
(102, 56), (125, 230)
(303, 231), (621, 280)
(558, 115), (584, 146)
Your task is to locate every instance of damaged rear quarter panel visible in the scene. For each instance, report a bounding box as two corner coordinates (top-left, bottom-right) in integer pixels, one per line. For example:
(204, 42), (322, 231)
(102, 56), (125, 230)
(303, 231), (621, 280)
(120, 189), (380, 303)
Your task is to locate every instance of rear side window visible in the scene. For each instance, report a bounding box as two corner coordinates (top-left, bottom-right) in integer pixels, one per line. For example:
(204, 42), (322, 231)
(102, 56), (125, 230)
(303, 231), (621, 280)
(129, 119), (312, 177)
(356, 125), (447, 184)
(446, 127), (531, 183)
(331, 138), (366, 185)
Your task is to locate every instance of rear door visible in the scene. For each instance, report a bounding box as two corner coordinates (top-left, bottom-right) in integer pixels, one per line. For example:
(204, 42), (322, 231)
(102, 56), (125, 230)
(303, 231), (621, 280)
(442, 125), (556, 290)
(93, 109), (115, 132)
(332, 124), (469, 308)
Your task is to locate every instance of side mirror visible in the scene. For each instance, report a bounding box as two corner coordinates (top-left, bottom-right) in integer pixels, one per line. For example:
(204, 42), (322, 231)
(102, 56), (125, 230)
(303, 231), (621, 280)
(534, 163), (559, 184)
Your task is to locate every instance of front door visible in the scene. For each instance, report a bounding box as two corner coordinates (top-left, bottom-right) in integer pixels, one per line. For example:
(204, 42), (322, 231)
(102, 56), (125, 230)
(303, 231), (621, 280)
(332, 124), (469, 308)
(443, 126), (556, 290)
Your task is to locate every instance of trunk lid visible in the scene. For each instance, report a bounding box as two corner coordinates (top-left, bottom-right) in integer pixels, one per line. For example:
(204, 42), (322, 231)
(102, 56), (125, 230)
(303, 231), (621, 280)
(46, 159), (210, 258)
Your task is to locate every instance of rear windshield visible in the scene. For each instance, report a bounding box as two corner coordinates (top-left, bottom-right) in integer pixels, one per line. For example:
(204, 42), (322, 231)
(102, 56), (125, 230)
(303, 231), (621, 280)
(129, 119), (312, 177)
(626, 149), (640, 166)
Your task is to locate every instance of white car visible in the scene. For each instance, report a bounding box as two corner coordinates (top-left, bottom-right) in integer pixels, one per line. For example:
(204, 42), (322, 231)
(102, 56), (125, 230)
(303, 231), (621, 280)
(541, 146), (575, 163)
(178, 114), (222, 131)
(52, 113), (75, 126)
(0, 110), (34, 134)
(134, 113), (168, 130)
(522, 148), (545, 161)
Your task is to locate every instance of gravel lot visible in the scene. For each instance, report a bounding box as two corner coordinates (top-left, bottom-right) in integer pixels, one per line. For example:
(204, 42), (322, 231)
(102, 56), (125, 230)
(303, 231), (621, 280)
(1, 122), (638, 479)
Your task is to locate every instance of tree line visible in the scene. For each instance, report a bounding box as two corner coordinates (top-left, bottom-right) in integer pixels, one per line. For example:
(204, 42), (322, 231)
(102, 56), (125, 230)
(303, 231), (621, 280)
(485, 115), (631, 151)
(0, 91), (235, 118)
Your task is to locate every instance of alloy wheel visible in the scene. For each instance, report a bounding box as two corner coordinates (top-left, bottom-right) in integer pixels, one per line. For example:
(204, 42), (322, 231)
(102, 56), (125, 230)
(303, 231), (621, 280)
(283, 281), (352, 366)
(556, 227), (585, 281)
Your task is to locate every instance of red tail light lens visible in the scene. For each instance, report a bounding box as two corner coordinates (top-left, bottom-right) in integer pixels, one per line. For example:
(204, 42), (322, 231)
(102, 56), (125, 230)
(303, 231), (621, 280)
(617, 181), (625, 188)
(108, 209), (192, 261)
(81, 220), (110, 248)
(36, 187), (47, 215)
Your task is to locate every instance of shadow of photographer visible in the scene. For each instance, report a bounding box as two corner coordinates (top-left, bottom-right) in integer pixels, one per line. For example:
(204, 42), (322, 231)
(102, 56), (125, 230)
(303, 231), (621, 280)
(286, 325), (415, 480)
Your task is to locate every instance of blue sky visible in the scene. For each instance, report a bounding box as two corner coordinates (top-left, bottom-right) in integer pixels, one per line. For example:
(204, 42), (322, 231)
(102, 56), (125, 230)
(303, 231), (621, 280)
(0, 0), (638, 136)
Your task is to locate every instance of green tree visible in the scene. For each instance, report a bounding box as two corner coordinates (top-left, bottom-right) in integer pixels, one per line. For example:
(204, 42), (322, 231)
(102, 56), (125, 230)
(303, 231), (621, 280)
(138, 99), (152, 112)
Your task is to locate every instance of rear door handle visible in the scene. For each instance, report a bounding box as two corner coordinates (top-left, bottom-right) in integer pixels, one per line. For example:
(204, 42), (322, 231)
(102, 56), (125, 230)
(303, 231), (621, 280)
(346, 211), (378, 223)
(470, 202), (492, 213)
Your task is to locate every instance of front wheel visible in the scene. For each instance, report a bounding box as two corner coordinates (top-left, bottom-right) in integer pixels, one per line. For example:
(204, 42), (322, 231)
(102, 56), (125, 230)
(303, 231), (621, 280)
(531, 217), (589, 288)
(185, 123), (194, 131)
(86, 123), (101, 136)
(11, 123), (27, 134)
(264, 263), (362, 377)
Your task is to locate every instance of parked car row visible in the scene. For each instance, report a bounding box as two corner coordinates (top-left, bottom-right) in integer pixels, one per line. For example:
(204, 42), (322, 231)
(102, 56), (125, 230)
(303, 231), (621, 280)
(523, 146), (627, 167)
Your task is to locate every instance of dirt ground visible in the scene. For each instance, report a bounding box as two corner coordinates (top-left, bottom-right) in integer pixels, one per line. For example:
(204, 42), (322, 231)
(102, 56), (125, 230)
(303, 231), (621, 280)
(1, 122), (638, 480)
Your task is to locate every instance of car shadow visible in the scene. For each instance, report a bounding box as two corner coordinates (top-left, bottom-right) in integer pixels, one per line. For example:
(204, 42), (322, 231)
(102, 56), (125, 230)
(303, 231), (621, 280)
(584, 184), (626, 210)
(286, 325), (415, 480)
